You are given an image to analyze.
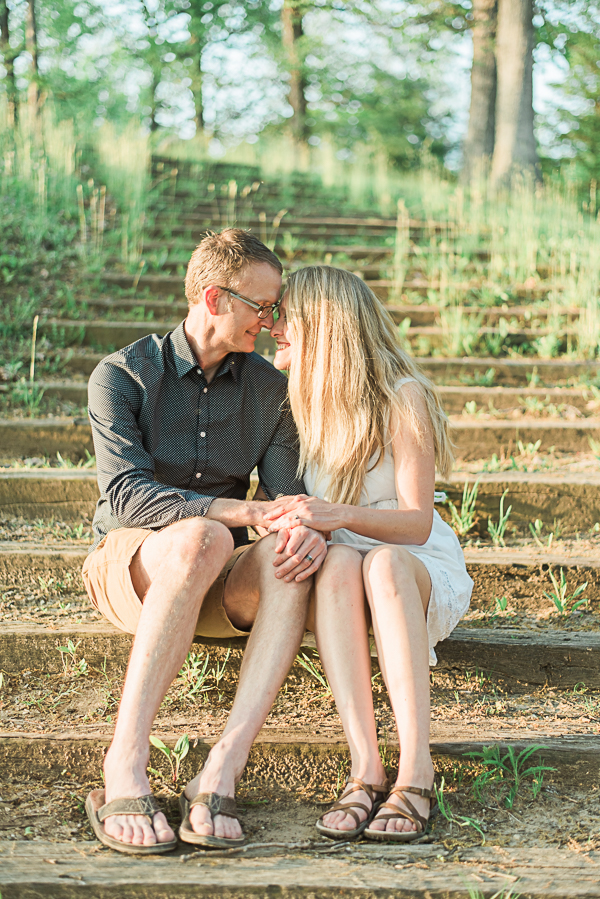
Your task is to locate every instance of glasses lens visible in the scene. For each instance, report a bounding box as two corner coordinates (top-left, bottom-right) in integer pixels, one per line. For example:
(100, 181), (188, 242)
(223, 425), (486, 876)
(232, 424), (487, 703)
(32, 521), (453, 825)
(258, 304), (275, 320)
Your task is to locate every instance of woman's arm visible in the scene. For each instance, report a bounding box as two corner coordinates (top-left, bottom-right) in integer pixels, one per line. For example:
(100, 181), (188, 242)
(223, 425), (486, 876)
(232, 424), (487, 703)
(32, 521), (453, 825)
(264, 383), (436, 546)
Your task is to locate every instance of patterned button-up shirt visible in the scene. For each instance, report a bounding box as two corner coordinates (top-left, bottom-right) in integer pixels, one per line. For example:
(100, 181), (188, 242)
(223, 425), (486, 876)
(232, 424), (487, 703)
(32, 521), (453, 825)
(87, 321), (305, 551)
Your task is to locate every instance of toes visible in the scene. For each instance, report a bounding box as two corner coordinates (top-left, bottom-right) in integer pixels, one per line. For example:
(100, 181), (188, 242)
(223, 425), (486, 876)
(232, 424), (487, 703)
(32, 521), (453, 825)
(153, 812), (175, 844)
(189, 806), (213, 836)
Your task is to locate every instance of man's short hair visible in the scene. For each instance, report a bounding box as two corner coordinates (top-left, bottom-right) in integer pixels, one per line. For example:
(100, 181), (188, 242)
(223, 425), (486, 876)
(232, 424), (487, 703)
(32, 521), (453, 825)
(185, 228), (283, 307)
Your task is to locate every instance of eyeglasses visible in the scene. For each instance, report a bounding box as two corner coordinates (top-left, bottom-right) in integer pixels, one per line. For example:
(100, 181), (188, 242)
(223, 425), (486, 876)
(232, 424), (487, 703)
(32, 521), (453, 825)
(216, 286), (281, 320)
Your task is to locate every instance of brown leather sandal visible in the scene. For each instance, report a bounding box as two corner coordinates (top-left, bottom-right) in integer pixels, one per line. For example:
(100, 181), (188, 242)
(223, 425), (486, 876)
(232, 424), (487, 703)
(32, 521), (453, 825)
(315, 776), (390, 841)
(178, 791), (246, 848)
(85, 789), (177, 855)
(364, 784), (437, 843)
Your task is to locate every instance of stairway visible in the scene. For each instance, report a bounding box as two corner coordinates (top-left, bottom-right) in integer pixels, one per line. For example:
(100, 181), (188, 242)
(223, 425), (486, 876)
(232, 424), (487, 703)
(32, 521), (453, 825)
(2, 158), (600, 896)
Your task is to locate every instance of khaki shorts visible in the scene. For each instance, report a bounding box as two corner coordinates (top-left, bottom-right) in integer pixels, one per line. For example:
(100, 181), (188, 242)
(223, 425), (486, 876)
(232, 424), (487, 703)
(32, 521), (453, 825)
(82, 527), (252, 638)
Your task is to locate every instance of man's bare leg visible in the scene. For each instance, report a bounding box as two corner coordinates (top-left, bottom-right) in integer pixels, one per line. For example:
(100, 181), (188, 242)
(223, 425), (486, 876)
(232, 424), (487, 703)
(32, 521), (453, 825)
(101, 517), (234, 848)
(183, 532), (312, 841)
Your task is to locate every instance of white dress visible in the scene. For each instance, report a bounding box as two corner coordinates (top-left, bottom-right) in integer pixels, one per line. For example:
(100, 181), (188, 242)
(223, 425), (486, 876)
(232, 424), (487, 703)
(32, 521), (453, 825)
(303, 378), (473, 665)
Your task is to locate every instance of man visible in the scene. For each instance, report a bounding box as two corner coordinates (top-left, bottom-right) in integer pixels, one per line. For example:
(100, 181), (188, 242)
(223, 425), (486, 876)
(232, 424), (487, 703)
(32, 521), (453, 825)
(82, 229), (326, 853)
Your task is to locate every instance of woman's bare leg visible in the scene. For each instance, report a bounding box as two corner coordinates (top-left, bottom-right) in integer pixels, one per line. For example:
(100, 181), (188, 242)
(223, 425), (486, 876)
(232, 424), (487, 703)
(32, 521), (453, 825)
(363, 545), (433, 834)
(309, 545), (387, 832)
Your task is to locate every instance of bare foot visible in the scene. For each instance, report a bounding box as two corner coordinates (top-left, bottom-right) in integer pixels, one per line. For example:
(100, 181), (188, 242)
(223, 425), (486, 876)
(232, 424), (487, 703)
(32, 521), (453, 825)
(184, 755), (243, 841)
(101, 750), (175, 847)
(368, 762), (435, 835)
(322, 768), (388, 833)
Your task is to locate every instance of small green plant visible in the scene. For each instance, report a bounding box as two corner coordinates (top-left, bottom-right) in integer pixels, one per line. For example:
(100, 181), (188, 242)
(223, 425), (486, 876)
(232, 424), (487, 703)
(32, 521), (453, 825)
(179, 651), (211, 699)
(482, 453), (502, 473)
(526, 366), (540, 387)
(210, 647), (231, 699)
(488, 595), (510, 621)
(56, 449), (96, 469)
(446, 478), (480, 536)
(58, 639), (89, 677)
(434, 776), (485, 843)
(516, 439), (542, 460)
(11, 380), (46, 416)
(529, 518), (553, 549)
(149, 734), (190, 785)
(473, 367), (496, 387)
(487, 490), (512, 547)
(463, 400), (478, 416)
(589, 436), (600, 460)
(465, 744), (554, 809)
(544, 567), (588, 615)
(296, 651), (332, 700)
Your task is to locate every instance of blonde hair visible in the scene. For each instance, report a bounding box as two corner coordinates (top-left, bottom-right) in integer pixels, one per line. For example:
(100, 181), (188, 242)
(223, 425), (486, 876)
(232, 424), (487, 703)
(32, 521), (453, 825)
(185, 228), (283, 307)
(285, 266), (453, 505)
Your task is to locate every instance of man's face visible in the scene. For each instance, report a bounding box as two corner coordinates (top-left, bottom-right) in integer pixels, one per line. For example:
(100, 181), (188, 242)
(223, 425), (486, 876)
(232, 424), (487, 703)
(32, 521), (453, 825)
(211, 262), (282, 354)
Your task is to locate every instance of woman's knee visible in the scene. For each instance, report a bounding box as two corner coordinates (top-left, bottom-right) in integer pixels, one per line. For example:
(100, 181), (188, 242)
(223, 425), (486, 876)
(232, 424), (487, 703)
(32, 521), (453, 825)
(317, 544), (363, 582)
(363, 546), (415, 598)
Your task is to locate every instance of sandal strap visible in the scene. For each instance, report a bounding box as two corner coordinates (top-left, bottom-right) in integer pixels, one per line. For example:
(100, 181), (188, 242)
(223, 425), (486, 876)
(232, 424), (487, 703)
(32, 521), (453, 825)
(98, 794), (160, 823)
(317, 777), (389, 828)
(372, 785), (435, 833)
(390, 785), (435, 800)
(340, 777), (389, 804)
(189, 792), (241, 821)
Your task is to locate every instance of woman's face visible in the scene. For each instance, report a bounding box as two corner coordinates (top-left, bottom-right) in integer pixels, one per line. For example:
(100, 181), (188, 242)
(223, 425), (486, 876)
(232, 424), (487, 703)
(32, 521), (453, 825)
(270, 294), (293, 370)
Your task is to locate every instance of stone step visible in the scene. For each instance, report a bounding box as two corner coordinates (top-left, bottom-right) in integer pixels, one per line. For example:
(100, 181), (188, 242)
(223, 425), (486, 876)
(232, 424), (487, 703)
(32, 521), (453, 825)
(2, 542), (598, 617)
(84, 296), (583, 327)
(39, 316), (587, 360)
(2, 417), (599, 467)
(4, 842), (598, 899)
(1, 469), (599, 532)
(2, 621), (599, 688)
(2, 725), (598, 784)
(99, 271), (557, 301)
(5, 380), (595, 418)
(51, 350), (600, 384)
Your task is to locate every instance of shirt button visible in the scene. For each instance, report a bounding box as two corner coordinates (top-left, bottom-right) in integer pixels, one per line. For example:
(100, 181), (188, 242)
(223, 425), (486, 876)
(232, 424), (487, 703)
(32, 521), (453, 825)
(200, 431), (206, 437)
(203, 387), (208, 393)
(196, 368), (201, 374)
(195, 473), (201, 479)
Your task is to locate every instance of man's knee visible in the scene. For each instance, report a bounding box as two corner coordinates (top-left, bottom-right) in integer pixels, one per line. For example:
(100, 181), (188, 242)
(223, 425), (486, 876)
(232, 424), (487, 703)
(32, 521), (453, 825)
(174, 518), (234, 568)
(147, 517), (233, 579)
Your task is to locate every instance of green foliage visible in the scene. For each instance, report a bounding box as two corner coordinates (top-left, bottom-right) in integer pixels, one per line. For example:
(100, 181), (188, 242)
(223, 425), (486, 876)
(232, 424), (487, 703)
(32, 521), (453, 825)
(464, 744), (555, 809)
(434, 776), (486, 843)
(487, 490), (512, 547)
(149, 734), (190, 785)
(544, 566), (588, 615)
(446, 479), (480, 537)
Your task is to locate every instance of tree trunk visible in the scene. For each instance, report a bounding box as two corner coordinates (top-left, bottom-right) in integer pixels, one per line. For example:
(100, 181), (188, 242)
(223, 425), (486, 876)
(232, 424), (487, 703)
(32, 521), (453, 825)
(281, 1), (308, 143)
(491, 0), (539, 185)
(462, 0), (497, 181)
(25, 0), (38, 115)
(0, 0), (17, 125)
(149, 68), (160, 132)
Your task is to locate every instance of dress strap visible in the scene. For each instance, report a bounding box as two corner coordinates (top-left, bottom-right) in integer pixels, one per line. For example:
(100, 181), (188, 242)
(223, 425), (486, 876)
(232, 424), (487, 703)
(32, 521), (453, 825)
(395, 376), (417, 389)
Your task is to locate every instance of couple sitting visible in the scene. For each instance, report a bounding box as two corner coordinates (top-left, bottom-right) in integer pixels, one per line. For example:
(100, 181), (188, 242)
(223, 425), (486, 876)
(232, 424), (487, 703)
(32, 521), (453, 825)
(82, 228), (473, 854)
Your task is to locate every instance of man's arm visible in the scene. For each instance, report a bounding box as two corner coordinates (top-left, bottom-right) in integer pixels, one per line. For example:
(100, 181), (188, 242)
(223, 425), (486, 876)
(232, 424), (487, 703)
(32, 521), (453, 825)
(89, 362), (268, 530)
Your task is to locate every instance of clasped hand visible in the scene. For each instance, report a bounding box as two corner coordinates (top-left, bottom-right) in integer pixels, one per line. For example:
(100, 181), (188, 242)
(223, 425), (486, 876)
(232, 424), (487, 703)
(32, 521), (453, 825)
(261, 495), (339, 584)
(264, 494), (343, 535)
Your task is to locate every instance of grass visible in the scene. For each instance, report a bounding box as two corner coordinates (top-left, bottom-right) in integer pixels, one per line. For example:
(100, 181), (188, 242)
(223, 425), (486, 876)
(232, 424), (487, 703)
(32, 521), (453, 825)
(464, 744), (555, 810)
(445, 479), (480, 537)
(487, 491), (512, 548)
(544, 567), (588, 616)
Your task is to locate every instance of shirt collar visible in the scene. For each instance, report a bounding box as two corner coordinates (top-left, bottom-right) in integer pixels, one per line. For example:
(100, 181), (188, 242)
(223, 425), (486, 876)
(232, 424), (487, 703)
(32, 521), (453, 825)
(170, 320), (241, 381)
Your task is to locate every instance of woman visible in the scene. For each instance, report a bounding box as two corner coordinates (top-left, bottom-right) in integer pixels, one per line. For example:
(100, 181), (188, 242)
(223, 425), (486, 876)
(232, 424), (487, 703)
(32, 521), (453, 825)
(264, 266), (473, 842)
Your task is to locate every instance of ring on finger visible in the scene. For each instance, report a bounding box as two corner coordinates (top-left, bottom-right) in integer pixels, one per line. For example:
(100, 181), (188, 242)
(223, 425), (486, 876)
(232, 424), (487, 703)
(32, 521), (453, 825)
(306, 553), (314, 563)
